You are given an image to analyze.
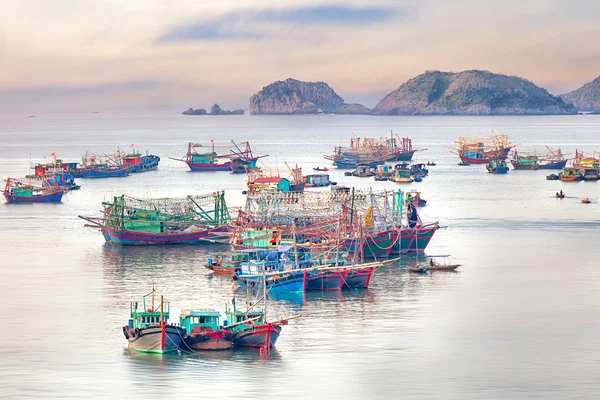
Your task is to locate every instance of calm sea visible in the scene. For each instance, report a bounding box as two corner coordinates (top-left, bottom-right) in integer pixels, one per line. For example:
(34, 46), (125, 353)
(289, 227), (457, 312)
(0, 112), (599, 399)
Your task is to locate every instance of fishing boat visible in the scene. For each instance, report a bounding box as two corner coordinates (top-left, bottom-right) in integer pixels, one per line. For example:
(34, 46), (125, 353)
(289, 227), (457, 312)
(176, 141), (266, 172)
(582, 198), (592, 204)
(80, 152), (129, 178)
(391, 163), (413, 183)
(233, 250), (312, 293)
(79, 192), (231, 245)
(458, 161), (470, 166)
(511, 150), (539, 170)
(575, 151), (600, 180)
(313, 167), (329, 172)
(427, 161), (436, 166)
(486, 159), (509, 174)
(305, 174), (335, 187)
(405, 191), (427, 207)
(547, 174), (559, 180)
(559, 162), (582, 182)
(3, 178), (64, 203)
(122, 146), (160, 172)
(425, 256), (461, 271)
(448, 132), (516, 164)
(286, 163), (305, 191)
(408, 265), (428, 273)
(375, 164), (394, 178)
(205, 252), (248, 274)
(411, 163), (429, 177)
(342, 262), (380, 289)
(374, 175), (389, 182)
(307, 267), (346, 291)
(385, 134), (423, 161)
(33, 158), (81, 178)
(122, 286), (185, 354)
(179, 310), (233, 351)
(352, 164), (375, 177)
(538, 147), (567, 169)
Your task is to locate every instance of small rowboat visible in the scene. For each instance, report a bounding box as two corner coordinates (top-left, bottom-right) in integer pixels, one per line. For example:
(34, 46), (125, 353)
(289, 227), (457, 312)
(555, 193), (565, 199)
(427, 263), (460, 271)
(408, 265), (428, 273)
(427, 162), (436, 166)
(458, 161), (470, 166)
(582, 198), (592, 204)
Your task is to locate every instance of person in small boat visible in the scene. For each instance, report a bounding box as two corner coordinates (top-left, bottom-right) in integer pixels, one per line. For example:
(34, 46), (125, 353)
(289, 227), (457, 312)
(429, 259), (434, 267)
(560, 190), (564, 197)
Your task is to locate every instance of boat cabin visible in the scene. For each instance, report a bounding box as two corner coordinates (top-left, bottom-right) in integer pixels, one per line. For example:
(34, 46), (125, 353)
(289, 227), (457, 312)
(128, 298), (171, 330)
(179, 309), (221, 333)
(252, 177), (291, 192)
(353, 165), (372, 177)
(224, 305), (265, 331)
(376, 164), (393, 176)
(560, 167), (582, 181)
(305, 174), (331, 187)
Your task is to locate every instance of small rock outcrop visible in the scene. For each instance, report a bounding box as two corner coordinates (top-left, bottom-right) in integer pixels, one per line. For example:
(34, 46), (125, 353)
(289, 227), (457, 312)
(560, 76), (600, 112)
(182, 104), (244, 115)
(249, 78), (370, 115)
(372, 70), (575, 115)
(182, 108), (207, 115)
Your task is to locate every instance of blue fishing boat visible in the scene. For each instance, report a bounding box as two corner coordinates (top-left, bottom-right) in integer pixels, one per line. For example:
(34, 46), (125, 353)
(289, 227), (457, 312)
(123, 148), (160, 173)
(486, 159), (509, 174)
(3, 178), (64, 203)
(122, 286), (185, 354)
(81, 166), (129, 178)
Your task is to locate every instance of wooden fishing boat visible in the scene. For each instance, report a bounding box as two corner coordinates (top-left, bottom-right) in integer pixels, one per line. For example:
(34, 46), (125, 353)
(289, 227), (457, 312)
(33, 159), (81, 178)
(305, 174), (334, 187)
(511, 150), (538, 170)
(374, 175), (389, 181)
(411, 163), (429, 177)
(538, 147), (567, 170)
(179, 310), (233, 351)
(307, 267), (345, 291)
(224, 306), (288, 349)
(122, 287), (185, 354)
(80, 166), (129, 178)
(313, 167), (329, 172)
(486, 159), (509, 174)
(79, 192), (232, 246)
(391, 163), (413, 183)
(582, 198), (592, 204)
(385, 134), (422, 161)
(426, 262), (460, 271)
(122, 146), (160, 172)
(408, 265), (428, 273)
(342, 263), (380, 289)
(546, 174), (559, 180)
(405, 190), (427, 207)
(3, 178), (64, 203)
(352, 164), (375, 177)
(205, 252), (248, 274)
(448, 132), (516, 164)
(176, 141), (266, 172)
(559, 166), (582, 182)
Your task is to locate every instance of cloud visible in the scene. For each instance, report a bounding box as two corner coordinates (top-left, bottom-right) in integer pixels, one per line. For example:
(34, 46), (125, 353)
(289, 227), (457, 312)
(157, 4), (403, 43)
(258, 5), (399, 25)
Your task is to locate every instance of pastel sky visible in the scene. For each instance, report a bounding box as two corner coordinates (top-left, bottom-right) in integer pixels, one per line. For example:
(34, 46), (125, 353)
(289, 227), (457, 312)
(2, 0), (600, 112)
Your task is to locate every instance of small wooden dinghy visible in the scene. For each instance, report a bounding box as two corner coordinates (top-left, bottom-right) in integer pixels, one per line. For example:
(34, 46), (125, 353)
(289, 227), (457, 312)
(408, 265), (428, 273)
(582, 198), (592, 204)
(427, 263), (461, 271)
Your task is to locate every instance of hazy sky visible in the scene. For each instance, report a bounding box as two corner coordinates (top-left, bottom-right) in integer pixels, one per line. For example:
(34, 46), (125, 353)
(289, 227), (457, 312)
(2, 0), (600, 111)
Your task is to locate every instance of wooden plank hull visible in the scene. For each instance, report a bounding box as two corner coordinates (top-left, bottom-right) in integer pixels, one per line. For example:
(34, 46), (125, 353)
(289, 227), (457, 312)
(307, 269), (344, 291)
(102, 226), (228, 245)
(229, 324), (281, 348)
(343, 266), (375, 289)
(4, 190), (63, 203)
(123, 324), (184, 354)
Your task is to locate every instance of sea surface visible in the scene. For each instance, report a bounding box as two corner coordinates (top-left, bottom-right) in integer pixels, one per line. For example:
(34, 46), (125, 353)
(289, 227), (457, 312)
(0, 112), (599, 399)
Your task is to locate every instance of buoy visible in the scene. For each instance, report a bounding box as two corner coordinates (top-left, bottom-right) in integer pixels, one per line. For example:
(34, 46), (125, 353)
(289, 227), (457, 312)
(147, 308), (152, 312)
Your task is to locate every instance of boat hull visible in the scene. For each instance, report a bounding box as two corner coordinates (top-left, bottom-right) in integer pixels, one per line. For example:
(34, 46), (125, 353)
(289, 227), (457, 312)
(187, 162), (232, 171)
(102, 226), (228, 246)
(230, 324), (282, 348)
(428, 264), (460, 271)
(487, 166), (509, 174)
(343, 267), (375, 289)
(538, 160), (567, 170)
(4, 190), (64, 203)
(386, 150), (416, 162)
(180, 332), (233, 351)
(123, 324), (184, 354)
(129, 155), (160, 173)
(404, 226), (438, 254)
(459, 147), (511, 164)
(235, 270), (308, 293)
(307, 269), (344, 291)
(511, 161), (538, 170)
(81, 168), (129, 178)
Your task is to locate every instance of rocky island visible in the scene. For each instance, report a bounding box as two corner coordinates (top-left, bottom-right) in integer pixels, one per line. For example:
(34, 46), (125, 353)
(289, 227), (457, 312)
(560, 75), (600, 113)
(182, 103), (244, 115)
(249, 78), (370, 115)
(371, 70), (575, 115)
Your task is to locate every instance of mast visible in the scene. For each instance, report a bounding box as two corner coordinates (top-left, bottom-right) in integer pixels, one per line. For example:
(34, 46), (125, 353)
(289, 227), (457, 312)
(159, 295), (164, 322)
(335, 217), (341, 267)
(292, 219), (299, 268)
(263, 265), (267, 323)
(151, 282), (155, 311)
